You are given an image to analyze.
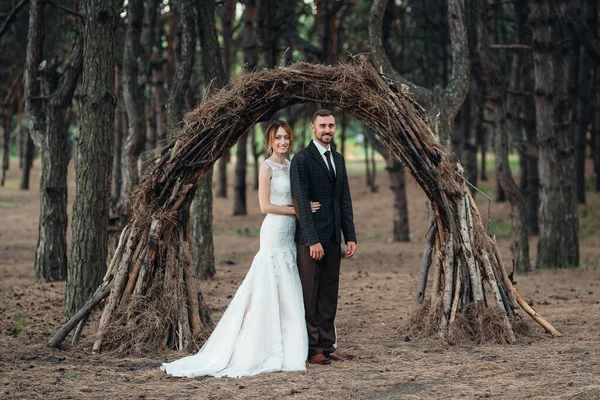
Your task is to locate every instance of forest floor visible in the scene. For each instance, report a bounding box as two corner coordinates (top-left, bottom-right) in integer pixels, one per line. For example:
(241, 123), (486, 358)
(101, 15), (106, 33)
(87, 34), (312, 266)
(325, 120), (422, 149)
(1, 159), (600, 400)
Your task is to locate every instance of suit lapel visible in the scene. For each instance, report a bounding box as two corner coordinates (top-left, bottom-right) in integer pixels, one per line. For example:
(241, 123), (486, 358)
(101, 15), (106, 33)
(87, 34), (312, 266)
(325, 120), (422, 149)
(308, 141), (335, 183)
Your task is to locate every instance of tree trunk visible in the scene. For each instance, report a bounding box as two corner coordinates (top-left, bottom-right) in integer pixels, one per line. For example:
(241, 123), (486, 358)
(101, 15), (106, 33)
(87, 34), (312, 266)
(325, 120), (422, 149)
(215, 0), (236, 199)
(140, 0), (160, 173)
(531, 0), (579, 268)
(233, 131), (249, 216)
(234, 1), (258, 215)
(575, 0), (595, 204)
(523, 103), (540, 235)
(16, 96), (25, 171)
(0, 107), (10, 187)
(460, 83), (478, 191)
(364, 134), (371, 188)
(19, 129), (35, 190)
(256, 0), (280, 68)
(388, 161), (410, 242)
(192, 167), (215, 279)
(194, 0), (228, 279)
(111, 66), (124, 206)
(595, 63), (600, 192)
(35, 107), (71, 282)
(370, 0), (470, 148)
(65, 0), (117, 314)
(166, 0), (196, 129)
(365, 126), (410, 241)
(25, 0), (83, 283)
(252, 127), (260, 191)
(118, 0), (146, 220)
(152, 3), (168, 147)
(477, 0), (530, 272)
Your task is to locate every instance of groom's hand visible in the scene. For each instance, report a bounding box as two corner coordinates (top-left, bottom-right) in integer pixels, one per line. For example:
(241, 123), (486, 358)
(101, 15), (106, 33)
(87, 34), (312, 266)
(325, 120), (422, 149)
(309, 243), (324, 260)
(345, 242), (356, 258)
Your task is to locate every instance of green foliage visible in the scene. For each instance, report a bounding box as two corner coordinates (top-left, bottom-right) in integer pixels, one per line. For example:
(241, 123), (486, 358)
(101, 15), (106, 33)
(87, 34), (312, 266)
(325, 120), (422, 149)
(482, 153), (521, 178)
(0, 201), (14, 207)
(488, 218), (512, 238)
(8, 315), (27, 336)
(582, 257), (599, 270)
(580, 211), (600, 239)
(584, 178), (597, 192)
(236, 226), (260, 237)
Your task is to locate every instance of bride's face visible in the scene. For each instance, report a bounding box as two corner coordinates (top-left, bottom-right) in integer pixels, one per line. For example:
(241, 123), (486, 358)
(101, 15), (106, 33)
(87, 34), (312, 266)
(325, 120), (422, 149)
(272, 127), (290, 156)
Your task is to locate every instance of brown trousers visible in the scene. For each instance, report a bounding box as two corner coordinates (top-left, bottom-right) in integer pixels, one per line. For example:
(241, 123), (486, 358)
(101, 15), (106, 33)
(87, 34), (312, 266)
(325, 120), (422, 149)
(297, 242), (342, 357)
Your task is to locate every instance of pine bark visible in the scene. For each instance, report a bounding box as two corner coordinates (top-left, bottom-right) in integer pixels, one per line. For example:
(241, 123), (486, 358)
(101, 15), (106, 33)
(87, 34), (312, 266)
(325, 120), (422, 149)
(478, 0), (530, 272)
(193, 167), (215, 279)
(530, 0), (579, 268)
(215, 0), (236, 199)
(65, 0), (117, 314)
(25, 0), (83, 282)
(234, 1), (258, 216)
(369, 0), (470, 147)
(596, 63), (600, 192)
(194, 0), (227, 279)
(364, 126), (410, 241)
(19, 129), (35, 190)
(0, 97), (13, 187)
(166, 0), (196, 129)
(574, 0), (596, 204)
(118, 0), (146, 219)
(111, 66), (125, 206)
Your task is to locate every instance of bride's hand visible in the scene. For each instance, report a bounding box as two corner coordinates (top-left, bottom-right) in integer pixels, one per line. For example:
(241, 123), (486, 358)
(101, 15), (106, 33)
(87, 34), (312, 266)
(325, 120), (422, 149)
(310, 201), (320, 213)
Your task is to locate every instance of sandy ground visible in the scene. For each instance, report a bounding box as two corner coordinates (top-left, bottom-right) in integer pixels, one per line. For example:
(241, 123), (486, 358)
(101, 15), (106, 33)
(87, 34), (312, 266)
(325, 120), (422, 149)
(1, 159), (600, 400)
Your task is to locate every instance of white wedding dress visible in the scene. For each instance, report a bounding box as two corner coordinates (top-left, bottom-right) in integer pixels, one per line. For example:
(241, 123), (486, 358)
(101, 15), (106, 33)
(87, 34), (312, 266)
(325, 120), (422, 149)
(161, 159), (307, 378)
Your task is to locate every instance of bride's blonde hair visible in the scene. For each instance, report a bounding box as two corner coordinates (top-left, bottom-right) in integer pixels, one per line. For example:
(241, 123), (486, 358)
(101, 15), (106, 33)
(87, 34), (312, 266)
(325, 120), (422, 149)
(264, 120), (294, 155)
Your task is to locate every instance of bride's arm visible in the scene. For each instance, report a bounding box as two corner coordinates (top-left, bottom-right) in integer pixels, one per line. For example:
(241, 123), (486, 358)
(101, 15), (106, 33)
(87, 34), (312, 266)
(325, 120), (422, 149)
(258, 162), (296, 215)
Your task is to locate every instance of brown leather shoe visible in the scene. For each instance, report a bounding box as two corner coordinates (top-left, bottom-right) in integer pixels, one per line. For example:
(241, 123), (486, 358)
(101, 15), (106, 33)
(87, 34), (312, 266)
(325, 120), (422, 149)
(309, 354), (332, 365)
(326, 351), (355, 361)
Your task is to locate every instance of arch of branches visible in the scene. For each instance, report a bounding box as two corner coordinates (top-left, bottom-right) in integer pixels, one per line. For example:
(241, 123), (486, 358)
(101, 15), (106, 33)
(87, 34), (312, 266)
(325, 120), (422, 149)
(51, 56), (558, 353)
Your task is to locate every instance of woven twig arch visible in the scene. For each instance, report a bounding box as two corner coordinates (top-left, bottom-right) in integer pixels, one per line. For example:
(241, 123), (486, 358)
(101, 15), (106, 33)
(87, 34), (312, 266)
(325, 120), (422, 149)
(51, 56), (558, 353)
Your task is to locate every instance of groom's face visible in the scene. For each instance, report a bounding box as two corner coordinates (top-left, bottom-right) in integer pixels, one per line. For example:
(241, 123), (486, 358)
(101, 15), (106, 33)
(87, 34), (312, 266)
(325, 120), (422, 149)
(311, 115), (336, 147)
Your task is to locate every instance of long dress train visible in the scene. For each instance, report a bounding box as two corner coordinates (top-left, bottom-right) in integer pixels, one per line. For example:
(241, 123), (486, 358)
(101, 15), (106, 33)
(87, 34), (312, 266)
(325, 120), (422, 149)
(161, 159), (307, 378)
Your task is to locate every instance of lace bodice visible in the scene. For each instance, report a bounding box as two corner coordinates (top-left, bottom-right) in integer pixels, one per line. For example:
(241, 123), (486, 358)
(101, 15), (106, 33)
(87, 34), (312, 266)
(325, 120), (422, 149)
(264, 159), (292, 206)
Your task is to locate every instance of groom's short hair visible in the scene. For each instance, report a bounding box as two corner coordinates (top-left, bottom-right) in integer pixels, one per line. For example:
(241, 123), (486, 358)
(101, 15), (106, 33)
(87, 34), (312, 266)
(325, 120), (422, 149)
(311, 109), (334, 124)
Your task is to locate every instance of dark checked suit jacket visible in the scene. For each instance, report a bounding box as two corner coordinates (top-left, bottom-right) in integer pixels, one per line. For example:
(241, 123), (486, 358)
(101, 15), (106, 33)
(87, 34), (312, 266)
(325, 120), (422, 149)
(290, 141), (357, 246)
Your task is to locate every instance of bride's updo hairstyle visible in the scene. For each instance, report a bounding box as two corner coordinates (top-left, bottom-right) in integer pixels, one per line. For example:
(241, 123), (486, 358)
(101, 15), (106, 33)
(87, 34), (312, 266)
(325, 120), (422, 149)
(264, 120), (294, 155)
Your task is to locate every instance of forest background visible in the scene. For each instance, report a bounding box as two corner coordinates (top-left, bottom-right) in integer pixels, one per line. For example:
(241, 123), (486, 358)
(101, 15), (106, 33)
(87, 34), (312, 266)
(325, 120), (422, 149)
(1, 0), (599, 398)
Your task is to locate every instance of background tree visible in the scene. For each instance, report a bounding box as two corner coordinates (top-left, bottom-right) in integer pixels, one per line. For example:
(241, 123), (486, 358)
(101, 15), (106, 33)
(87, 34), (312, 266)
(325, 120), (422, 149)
(475, 0), (530, 272)
(364, 127), (410, 242)
(118, 0), (146, 221)
(24, 0), (83, 282)
(233, 0), (259, 216)
(369, 0), (470, 148)
(1, 0), (29, 187)
(65, 0), (118, 315)
(194, 0), (227, 280)
(215, 0), (237, 199)
(530, 0), (579, 269)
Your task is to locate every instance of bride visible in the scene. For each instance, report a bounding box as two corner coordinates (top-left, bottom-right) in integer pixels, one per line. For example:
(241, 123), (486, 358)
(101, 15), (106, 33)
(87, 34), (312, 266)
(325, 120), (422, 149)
(161, 120), (317, 378)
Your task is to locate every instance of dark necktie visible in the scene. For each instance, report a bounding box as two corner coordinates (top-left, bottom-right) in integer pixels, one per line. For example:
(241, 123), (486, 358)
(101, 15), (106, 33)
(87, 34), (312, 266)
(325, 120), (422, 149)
(324, 150), (335, 180)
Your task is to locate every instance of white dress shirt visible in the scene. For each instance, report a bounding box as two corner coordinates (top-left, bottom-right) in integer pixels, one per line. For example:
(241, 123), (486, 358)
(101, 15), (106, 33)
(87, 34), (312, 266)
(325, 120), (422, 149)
(312, 139), (336, 176)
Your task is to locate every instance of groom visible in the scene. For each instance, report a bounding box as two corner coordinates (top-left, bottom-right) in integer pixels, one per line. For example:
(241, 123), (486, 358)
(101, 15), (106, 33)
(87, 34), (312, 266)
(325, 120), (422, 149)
(290, 109), (357, 365)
